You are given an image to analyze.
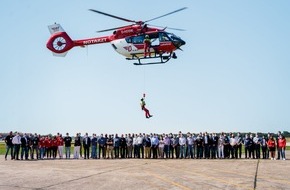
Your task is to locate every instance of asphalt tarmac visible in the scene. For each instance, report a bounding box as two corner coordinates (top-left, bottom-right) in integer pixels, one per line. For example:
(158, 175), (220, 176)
(0, 153), (289, 190)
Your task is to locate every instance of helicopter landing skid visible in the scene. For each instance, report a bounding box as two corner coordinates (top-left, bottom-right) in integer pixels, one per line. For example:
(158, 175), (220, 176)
(127, 53), (175, 66)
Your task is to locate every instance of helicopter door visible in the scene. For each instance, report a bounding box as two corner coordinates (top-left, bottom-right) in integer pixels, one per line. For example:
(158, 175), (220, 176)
(149, 33), (160, 47)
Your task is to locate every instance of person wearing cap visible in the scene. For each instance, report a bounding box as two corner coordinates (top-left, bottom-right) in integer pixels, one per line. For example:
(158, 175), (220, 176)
(4, 131), (14, 160)
(143, 34), (151, 57)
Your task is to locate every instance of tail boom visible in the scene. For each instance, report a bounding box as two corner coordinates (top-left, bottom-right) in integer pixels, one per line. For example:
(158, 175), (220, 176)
(46, 24), (111, 56)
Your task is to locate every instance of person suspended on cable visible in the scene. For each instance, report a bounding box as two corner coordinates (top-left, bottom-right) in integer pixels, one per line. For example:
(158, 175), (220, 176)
(140, 93), (152, 118)
(143, 35), (151, 58)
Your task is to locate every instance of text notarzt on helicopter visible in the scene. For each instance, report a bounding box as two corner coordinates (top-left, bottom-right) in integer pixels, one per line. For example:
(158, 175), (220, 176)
(83, 38), (107, 45)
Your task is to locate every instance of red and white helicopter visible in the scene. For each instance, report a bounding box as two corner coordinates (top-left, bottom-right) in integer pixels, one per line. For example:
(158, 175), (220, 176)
(46, 7), (187, 65)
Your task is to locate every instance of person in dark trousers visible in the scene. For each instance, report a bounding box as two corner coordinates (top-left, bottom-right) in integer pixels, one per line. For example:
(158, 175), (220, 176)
(114, 134), (120, 158)
(91, 134), (98, 159)
(12, 132), (21, 160)
(203, 132), (210, 159)
(120, 134), (127, 158)
(5, 131), (14, 160)
(249, 134), (255, 159)
(98, 134), (107, 159)
(83, 133), (91, 159)
(236, 132), (242, 159)
(20, 133), (29, 160)
(244, 134), (251, 159)
(151, 134), (159, 159)
(31, 133), (39, 159)
(223, 134), (230, 159)
(196, 134), (203, 159)
(261, 135), (268, 159)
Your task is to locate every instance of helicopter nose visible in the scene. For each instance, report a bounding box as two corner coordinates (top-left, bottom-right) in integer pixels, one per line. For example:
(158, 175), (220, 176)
(181, 39), (186, 46)
(173, 39), (186, 48)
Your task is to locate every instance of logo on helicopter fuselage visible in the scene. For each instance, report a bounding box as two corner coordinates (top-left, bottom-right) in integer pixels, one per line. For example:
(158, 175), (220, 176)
(123, 45), (138, 52)
(121, 29), (134, 34)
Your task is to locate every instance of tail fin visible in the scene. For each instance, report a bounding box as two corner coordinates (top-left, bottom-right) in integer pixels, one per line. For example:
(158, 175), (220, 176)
(46, 24), (74, 57)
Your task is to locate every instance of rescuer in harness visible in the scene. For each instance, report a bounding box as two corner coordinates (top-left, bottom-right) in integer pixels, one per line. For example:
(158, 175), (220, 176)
(140, 93), (152, 118)
(143, 35), (151, 58)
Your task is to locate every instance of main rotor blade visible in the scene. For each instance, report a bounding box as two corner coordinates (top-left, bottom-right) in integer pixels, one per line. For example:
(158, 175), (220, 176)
(89, 9), (136, 23)
(96, 25), (132, 33)
(145, 7), (188, 23)
(148, 24), (186, 31)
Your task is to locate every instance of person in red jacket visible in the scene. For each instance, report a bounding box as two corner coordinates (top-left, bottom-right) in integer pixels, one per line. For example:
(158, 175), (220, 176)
(143, 35), (151, 57)
(278, 135), (286, 160)
(140, 93), (152, 119)
(45, 136), (52, 159)
(39, 136), (46, 159)
(267, 135), (276, 160)
(51, 136), (58, 159)
(57, 134), (64, 159)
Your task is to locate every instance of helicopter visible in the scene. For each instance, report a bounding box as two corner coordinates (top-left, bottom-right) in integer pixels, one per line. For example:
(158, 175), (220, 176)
(46, 7), (187, 65)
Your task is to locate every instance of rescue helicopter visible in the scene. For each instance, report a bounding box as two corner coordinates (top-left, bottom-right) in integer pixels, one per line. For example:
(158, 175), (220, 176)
(46, 7), (187, 65)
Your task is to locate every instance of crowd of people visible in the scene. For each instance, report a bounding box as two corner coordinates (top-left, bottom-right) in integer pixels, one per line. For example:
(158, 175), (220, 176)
(4, 131), (287, 161)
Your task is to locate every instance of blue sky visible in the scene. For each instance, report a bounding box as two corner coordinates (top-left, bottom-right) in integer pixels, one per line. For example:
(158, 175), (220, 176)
(0, 0), (289, 135)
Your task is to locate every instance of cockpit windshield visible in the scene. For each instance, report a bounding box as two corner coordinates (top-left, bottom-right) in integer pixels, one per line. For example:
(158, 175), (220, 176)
(167, 33), (181, 41)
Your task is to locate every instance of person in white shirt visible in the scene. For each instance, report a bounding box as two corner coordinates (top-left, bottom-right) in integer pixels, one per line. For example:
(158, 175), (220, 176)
(151, 134), (159, 159)
(230, 134), (237, 159)
(218, 133), (225, 159)
(186, 133), (194, 159)
(158, 136), (165, 158)
(179, 134), (186, 159)
(133, 134), (138, 158)
(12, 132), (21, 160)
(253, 133), (261, 159)
(136, 134), (144, 158)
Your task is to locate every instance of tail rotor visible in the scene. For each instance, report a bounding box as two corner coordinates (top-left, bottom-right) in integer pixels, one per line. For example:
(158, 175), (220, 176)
(46, 24), (74, 57)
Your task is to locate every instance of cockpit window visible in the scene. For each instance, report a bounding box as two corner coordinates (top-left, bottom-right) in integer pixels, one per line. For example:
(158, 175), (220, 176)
(132, 36), (144, 44)
(159, 32), (170, 42)
(125, 37), (132, 43)
(167, 33), (181, 41)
